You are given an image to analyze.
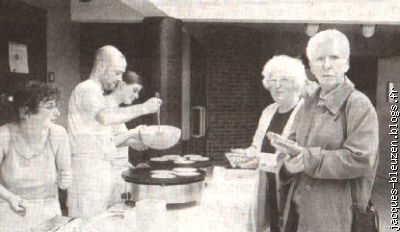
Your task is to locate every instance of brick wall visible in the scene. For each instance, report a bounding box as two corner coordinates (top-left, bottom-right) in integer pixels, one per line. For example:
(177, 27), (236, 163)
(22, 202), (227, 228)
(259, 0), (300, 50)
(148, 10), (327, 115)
(201, 26), (270, 164)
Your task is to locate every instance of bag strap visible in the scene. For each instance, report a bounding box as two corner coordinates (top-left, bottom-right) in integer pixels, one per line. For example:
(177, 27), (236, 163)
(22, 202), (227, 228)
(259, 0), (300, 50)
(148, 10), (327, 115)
(280, 180), (296, 230)
(339, 92), (350, 140)
(340, 91), (375, 213)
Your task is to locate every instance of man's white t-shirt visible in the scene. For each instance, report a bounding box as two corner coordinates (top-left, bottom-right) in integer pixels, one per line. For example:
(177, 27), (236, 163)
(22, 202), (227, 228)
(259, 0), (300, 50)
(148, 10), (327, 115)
(68, 79), (116, 159)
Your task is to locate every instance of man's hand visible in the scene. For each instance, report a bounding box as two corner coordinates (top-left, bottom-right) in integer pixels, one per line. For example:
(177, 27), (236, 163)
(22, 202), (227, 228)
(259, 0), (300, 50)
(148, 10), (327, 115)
(142, 97), (162, 114)
(283, 152), (305, 175)
(58, 170), (72, 190)
(7, 195), (28, 216)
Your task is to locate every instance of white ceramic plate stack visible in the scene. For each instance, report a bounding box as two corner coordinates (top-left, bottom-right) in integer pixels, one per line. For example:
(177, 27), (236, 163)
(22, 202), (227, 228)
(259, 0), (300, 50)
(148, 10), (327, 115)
(151, 173), (176, 179)
(173, 158), (195, 165)
(161, 154), (182, 161)
(173, 167), (200, 177)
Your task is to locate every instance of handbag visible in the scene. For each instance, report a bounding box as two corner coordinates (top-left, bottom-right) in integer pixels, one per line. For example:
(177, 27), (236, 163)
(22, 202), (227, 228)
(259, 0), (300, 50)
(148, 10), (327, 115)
(351, 200), (379, 232)
(340, 92), (379, 232)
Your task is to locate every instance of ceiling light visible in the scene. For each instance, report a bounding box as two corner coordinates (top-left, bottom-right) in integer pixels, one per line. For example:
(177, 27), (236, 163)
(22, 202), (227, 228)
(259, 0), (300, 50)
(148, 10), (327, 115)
(362, 24), (375, 38)
(305, 24), (319, 37)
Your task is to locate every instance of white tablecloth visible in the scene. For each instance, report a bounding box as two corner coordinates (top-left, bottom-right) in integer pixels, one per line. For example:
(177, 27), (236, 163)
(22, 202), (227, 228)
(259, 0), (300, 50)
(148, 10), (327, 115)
(60, 167), (260, 232)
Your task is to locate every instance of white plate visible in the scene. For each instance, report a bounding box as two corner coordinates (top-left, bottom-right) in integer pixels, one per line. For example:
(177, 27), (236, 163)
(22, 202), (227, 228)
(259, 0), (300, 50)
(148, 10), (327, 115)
(150, 170), (174, 174)
(174, 172), (200, 177)
(174, 160), (195, 165)
(151, 173), (176, 179)
(172, 167), (197, 172)
(190, 156), (210, 162)
(162, 155), (182, 161)
(150, 157), (169, 162)
(183, 154), (202, 159)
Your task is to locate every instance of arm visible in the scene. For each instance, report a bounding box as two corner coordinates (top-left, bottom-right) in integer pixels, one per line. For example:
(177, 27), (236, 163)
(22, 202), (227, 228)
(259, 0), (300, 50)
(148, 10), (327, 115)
(114, 129), (136, 147)
(76, 84), (161, 126)
(229, 105), (275, 166)
(96, 98), (162, 126)
(303, 95), (379, 179)
(51, 125), (72, 190)
(0, 185), (27, 216)
(114, 125), (146, 147)
(0, 126), (27, 215)
(277, 107), (303, 184)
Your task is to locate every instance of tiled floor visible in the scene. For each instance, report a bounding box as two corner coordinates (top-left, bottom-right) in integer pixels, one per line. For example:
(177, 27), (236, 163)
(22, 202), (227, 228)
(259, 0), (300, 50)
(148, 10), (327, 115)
(371, 176), (392, 232)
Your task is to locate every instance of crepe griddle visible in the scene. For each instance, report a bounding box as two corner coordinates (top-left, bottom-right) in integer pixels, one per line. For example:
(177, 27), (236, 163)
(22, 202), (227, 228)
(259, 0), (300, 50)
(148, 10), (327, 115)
(148, 155), (214, 183)
(122, 168), (205, 185)
(122, 168), (206, 204)
(149, 156), (213, 168)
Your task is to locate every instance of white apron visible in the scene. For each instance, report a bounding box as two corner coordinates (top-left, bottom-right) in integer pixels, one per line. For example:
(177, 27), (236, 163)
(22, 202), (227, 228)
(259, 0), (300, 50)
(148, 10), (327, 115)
(250, 100), (304, 231)
(67, 156), (114, 220)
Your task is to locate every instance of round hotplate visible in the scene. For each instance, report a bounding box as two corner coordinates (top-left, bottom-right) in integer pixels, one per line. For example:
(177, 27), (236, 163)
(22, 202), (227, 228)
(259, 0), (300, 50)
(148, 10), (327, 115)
(122, 168), (206, 185)
(148, 155), (213, 169)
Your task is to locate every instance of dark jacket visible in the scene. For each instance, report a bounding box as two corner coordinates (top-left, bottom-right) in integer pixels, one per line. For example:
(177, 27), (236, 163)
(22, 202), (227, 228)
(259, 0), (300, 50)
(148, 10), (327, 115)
(278, 78), (379, 232)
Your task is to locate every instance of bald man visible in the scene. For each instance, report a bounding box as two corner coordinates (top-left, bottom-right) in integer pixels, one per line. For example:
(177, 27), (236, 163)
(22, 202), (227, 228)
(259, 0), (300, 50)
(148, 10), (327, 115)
(67, 45), (161, 219)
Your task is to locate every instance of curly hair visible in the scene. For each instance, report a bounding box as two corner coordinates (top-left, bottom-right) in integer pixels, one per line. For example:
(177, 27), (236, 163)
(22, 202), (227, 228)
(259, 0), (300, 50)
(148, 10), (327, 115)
(12, 80), (60, 122)
(261, 55), (307, 93)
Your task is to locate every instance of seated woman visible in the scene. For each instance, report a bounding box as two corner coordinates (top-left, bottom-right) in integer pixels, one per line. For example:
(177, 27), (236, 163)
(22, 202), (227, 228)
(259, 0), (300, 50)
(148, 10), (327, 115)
(105, 71), (150, 204)
(0, 81), (71, 231)
(231, 55), (313, 232)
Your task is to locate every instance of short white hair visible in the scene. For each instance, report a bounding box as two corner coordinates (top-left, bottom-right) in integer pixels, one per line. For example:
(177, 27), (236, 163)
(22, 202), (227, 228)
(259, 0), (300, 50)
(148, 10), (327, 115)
(262, 55), (307, 92)
(306, 29), (350, 60)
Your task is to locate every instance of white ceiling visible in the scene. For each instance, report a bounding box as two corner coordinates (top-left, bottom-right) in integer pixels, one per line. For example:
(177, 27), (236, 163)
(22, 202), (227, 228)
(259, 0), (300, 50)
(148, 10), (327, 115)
(147, 0), (400, 24)
(69, 0), (400, 24)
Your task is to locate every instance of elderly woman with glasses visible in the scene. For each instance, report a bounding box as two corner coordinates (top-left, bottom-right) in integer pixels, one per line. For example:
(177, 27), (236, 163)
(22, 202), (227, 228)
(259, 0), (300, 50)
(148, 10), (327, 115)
(231, 55), (314, 232)
(0, 81), (71, 231)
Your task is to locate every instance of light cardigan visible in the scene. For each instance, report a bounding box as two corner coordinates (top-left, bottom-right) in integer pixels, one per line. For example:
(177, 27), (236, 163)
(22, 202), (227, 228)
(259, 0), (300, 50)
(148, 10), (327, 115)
(251, 99), (304, 152)
(251, 99), (304, 231)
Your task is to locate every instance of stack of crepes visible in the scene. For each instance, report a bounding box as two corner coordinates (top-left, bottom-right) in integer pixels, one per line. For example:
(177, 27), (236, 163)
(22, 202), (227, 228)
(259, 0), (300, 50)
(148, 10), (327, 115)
(225, 149), (258, 168)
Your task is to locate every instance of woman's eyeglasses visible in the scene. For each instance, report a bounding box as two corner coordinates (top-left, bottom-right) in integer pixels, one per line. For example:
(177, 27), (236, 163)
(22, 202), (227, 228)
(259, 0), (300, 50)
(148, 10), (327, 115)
(264, 77), (291, 86)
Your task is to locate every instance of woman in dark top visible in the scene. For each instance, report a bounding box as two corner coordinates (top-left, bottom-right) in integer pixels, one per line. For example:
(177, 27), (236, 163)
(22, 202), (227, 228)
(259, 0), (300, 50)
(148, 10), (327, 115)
(231, 55), (313, 232)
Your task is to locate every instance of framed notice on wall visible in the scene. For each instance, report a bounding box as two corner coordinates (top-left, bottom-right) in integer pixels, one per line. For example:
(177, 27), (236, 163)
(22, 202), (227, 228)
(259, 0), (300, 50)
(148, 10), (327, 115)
(9, 42), (29, 74)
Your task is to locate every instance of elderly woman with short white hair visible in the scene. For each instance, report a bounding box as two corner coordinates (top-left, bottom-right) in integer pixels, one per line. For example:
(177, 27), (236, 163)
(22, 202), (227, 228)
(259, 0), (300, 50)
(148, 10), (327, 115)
(273, 29), (379, 232)
(231, 54), (314, 232)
